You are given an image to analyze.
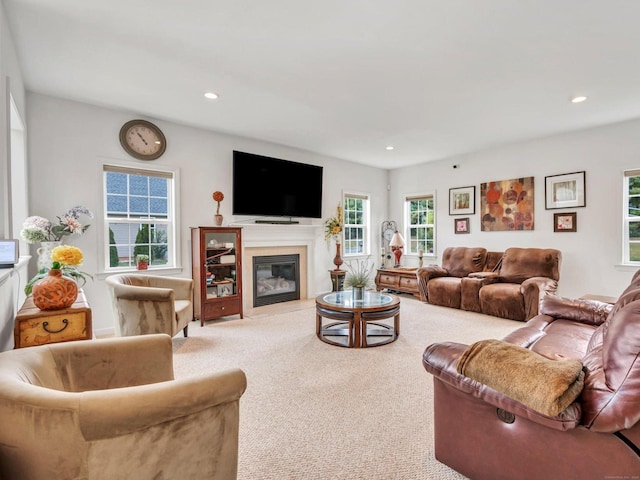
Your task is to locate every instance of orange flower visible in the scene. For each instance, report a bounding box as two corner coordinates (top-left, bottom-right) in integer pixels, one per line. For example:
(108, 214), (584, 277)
(212, 191), (224, 214)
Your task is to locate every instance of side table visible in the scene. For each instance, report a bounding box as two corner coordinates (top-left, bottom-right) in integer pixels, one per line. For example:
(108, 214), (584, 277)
(375, 267), (420, 297)
(14, 290), (92, 348)
(329, 270), (346, 292)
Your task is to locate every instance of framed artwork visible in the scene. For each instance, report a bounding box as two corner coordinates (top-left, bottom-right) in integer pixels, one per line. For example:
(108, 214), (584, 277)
(454, 217), (470, 234)
(216, 282), (233, 297)
(545, 171), (586, 209)
(554, 212), (577, 232)
(480, 177), (534, 231)
(449, 186), (475, 215)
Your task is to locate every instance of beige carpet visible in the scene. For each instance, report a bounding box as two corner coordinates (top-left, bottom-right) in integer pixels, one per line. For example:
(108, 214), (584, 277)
(172, 296), (517, 480)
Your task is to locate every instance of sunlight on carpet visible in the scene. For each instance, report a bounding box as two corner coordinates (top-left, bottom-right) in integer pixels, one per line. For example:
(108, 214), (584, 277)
(172, 296), (517, 480)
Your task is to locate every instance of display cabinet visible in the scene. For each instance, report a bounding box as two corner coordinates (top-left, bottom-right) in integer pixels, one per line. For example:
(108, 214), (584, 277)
(191, 227), (243, 325)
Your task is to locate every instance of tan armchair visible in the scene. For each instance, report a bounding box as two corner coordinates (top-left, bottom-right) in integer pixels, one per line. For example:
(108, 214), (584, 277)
(106, 274), (194, 337)
(0, 334), (247, 480)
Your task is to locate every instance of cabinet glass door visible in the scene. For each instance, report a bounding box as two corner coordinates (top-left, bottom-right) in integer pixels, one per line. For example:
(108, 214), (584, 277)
(204, 232), (237, 301)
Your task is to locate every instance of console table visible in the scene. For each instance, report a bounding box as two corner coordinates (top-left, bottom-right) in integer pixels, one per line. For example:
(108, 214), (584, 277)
(375, 267), (420, 297)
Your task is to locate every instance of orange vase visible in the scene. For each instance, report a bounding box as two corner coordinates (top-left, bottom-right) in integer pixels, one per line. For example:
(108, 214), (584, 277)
(333, 242), (343, 271)
(32, 269), (78, 310)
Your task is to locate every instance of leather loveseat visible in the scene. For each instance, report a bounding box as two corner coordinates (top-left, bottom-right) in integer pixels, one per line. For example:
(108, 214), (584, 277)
(416, 247), (503, 309)
(422, 273), (640, 480)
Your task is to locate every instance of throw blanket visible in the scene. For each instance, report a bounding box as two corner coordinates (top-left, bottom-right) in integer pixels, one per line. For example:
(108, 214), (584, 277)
(456, 339), (584, 417)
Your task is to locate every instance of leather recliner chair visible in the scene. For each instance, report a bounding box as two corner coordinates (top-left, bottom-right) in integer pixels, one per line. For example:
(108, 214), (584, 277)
(422, 273), (640, 480)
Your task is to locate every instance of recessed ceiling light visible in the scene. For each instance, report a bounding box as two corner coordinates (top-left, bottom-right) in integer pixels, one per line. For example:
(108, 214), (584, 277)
(386, 146), (394, 150)
(204, 92), (219, 100)
(571, 95), (587, 103)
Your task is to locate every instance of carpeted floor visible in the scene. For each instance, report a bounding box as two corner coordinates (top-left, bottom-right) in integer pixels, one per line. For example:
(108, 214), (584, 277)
(172, 295), (517, 480)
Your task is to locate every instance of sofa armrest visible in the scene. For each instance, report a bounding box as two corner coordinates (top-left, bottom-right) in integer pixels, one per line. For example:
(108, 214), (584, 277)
(423, 342), (582, 431)
(50, 334), (175, 392)
(79, 368), (247, 441)
(468, 271), (499, 279)
(539, 295), (613, 326)
(147, 276), (194, 301)
(416, 265), (449, 301)
(520, 277), (558, 320)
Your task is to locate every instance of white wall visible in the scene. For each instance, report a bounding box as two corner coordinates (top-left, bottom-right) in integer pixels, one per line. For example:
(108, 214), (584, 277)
(25, 93), (389, 335)
(390, 120), (640, 299)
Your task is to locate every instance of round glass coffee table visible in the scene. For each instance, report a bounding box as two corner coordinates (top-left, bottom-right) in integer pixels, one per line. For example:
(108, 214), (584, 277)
(315, 291), (400, 348)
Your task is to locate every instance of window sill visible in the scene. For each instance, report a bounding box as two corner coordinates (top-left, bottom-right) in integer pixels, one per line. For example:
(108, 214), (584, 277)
(96, 266), (183, 280)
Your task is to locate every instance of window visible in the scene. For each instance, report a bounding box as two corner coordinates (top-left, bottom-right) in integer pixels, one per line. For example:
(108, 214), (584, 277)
(343, 194), (369, 255)
(406, 194), (435, 255)
(624, 170), (640, 263)
(103, 164), (177, 271)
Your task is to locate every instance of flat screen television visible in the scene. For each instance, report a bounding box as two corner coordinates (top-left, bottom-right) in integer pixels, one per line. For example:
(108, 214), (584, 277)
(233, 151), (323, 219)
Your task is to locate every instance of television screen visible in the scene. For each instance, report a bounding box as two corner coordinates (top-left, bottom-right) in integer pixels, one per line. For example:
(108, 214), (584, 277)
(233, 151), (323, 219)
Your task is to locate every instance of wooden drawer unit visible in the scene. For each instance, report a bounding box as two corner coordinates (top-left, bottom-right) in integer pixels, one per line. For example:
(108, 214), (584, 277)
(375, 268), (420, 297)
(203, 297), (240, 320)
(14, 291), (92, 348)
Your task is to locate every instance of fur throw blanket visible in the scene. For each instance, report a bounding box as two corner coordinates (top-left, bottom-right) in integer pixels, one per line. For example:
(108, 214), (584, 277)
(456, 339), (584, 417)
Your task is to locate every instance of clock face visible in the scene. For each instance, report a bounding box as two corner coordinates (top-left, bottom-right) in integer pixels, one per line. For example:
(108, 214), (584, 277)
(119, 120), (166, 160)
(383, 228), (395, 242)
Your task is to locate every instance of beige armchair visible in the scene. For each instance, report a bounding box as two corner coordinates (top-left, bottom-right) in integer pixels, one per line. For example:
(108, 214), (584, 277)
(0, 334), (247, 480)
(106, 274), (194, 337)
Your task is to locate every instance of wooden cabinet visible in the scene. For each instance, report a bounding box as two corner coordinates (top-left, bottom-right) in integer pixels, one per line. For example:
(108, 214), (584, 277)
(191, 227), (243, 325)
(14, 290), (92, 348)
(375, 267), (420, 297)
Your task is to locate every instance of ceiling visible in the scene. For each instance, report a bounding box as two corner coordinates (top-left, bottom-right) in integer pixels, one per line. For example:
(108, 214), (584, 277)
(4, 0), (640, 169)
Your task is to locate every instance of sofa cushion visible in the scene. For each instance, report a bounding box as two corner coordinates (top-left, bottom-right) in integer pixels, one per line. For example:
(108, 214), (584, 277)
(428, 277), (464, 308)
(499, 248), (561, 284)
(479, 283), (526, 321)
(441, 247), (487, 277)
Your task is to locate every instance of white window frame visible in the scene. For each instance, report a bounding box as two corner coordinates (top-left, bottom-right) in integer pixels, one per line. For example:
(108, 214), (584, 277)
(404, 193), (436, 256)
(343, 192), (370, 256)
(101, 163), (180, 273)
(623, 169), (640, 265)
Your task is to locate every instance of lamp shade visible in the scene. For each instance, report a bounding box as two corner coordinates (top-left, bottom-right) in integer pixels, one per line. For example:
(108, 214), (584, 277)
(389, 232), (405, 248)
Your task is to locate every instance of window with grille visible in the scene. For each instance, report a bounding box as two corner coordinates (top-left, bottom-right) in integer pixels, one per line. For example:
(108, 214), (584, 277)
(343, 194), (369, 255)
(624, 170), (640, 263)
(405, 194), (435, 255)
(103, 164), (177, 270)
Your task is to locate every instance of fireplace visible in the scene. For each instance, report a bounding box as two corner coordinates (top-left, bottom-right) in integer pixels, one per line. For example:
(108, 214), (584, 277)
(253, 254), (300, 307)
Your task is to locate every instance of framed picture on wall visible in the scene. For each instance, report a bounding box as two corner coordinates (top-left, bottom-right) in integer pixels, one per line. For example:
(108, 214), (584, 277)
(554, 212), (577, 232)
(454, 217), (470, 234)
(449, 186), (475, 215)
(545, 171), (586, 209)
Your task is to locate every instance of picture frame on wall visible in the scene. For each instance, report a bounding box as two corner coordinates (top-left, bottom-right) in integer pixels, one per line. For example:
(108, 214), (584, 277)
(554, 212), (577, 232)
(545, 171), (586, 209)
(449, 186), (475, 215)
(454, 217), (470, 234)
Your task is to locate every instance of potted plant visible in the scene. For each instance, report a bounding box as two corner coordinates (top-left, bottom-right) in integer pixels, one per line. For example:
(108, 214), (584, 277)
(344, 257), (374, 302)
(136, 254), (149, 270)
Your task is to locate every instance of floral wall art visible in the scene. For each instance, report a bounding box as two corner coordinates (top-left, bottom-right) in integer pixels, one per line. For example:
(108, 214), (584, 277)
(480, 177), (534, 231)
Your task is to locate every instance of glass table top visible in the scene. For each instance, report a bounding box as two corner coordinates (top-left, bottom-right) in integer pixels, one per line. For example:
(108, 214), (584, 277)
(321, 291), (394, 308)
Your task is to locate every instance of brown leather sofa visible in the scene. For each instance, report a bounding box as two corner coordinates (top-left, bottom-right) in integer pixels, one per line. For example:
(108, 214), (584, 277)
(416, 247), (503, 309)
(463, 247), (561, 321)
(422, 273), (640, 480)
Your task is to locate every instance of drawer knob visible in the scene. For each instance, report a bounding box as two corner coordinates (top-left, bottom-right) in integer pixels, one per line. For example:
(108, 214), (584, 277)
(42, 318), (69, 334)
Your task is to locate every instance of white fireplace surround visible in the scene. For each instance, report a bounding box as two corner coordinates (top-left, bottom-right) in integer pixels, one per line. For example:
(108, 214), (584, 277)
(233, 223), (323, 314)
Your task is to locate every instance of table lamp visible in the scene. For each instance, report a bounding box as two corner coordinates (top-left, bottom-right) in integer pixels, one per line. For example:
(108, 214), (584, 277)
(389, 232), (405, 267)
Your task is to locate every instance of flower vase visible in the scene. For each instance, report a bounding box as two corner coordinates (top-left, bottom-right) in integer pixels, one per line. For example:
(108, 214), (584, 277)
(215, 214), (223, 226)
(136, 262), (148, 270)
(352, 286), (365, 303)
(333, 242), (343, 271)
(36, 241), (61, 272)
(32, 269), (78, 310)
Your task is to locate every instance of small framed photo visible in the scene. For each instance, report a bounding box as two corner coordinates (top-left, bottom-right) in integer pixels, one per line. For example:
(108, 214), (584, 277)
(554, 212), (577, 232)
(449, 186), (475, 215)
(216, 282), (234, 297)
(545, 171), (586, 209)
(454, 217), (470, 234)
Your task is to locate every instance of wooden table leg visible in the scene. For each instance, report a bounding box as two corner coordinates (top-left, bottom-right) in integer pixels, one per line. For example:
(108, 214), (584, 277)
(353, 312), (362, 348)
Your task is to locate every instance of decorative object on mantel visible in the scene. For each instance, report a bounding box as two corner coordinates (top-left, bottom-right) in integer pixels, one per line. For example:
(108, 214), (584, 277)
(27, 245), (92, 310)
(19, 206), (94, 271)
(324, 204), (344, 270)
(344, 257), (374, 303)
(389, 232), (406, 267)
(135, 254), (149, 270)
(212, 191), (224, 226)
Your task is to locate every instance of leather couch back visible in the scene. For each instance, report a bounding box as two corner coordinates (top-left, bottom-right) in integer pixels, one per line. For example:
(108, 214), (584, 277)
(441, 247), (487, 277)
(499, 248), (561, 284)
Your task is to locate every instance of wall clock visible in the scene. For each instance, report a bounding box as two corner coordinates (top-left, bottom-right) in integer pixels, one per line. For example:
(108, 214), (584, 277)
(119, 119), (167, 160)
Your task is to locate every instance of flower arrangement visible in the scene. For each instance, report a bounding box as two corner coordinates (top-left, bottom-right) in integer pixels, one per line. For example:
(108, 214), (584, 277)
(212, 191), (224, 214)
(324, 204), (343, 243)
(344, 257), (374, 289)
(135, 254), (149, 263)
(20, 206), (94, 244)
(25, 245), (93, 295)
